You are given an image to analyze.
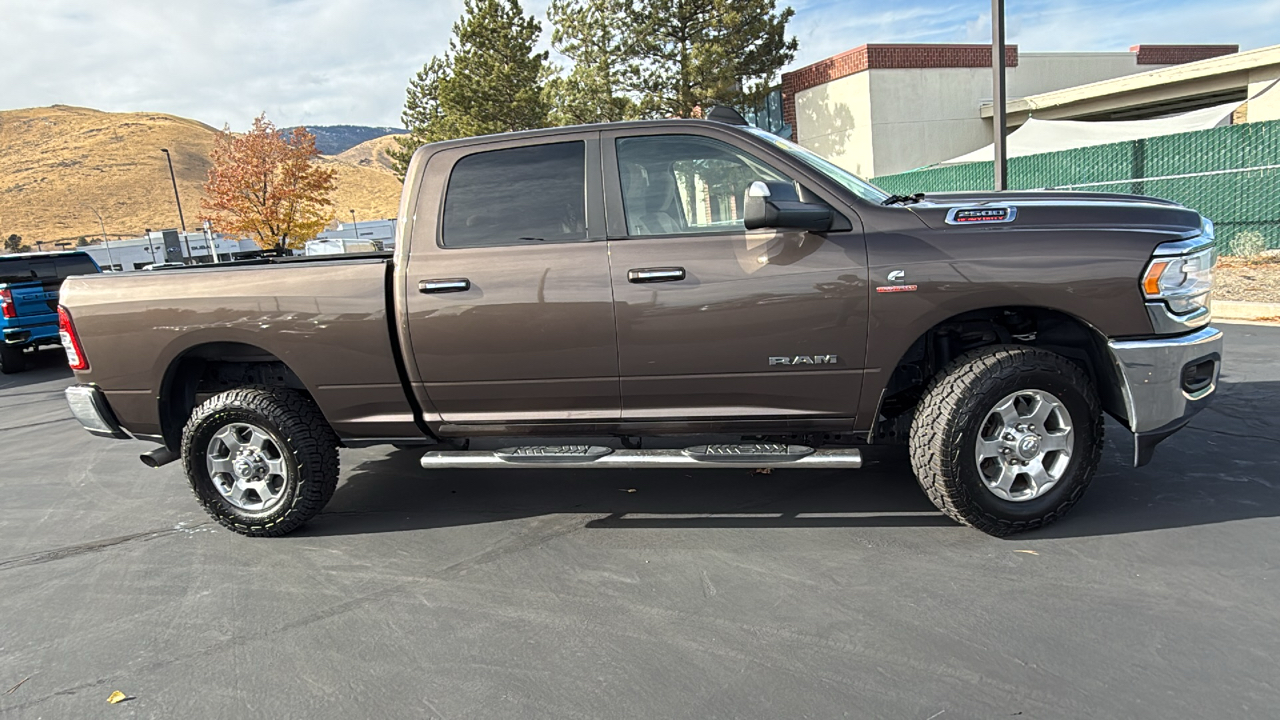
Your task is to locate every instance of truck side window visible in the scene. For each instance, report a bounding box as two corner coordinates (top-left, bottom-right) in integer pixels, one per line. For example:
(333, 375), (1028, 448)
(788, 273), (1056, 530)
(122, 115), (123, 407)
(616, 135), (789, 237)
(442, 141), (587, 248)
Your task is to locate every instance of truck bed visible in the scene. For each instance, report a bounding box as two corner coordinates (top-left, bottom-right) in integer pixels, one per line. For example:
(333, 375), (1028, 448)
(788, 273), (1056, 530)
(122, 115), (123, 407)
(59, 254), (418, 441)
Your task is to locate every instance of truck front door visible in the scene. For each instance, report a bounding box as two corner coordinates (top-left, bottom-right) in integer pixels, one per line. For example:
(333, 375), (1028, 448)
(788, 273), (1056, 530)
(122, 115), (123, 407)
(402, 132), (620, 424)
(602, 129), (869, 425)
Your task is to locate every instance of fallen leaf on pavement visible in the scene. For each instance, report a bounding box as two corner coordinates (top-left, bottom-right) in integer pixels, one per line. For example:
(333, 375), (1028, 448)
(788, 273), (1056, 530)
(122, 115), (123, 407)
(1015, 550), (1039, 556)
(753, 468), (773, 475)
(620, 488), (636, 493)
(107, 691), (130, 704)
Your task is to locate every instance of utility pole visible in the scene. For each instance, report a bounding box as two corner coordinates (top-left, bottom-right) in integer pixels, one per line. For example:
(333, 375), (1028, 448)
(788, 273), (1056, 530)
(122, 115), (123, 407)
(160, 148), (194, 261)
(203, 220), (219, 263)
(145, 228), (160, 265)
(991, 0), (1008, 191)
(349, 209), (359, 245)
(81, 204), (116, 270)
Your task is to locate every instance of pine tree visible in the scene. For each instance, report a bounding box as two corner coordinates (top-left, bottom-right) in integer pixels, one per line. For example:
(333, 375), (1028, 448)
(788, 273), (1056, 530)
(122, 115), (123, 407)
(546, 0), (639, 125)
(387, 57), (453, 179)
(440, 0), (550, 137)
(629, 0), (797, 118)
(389, 0), (550, 179)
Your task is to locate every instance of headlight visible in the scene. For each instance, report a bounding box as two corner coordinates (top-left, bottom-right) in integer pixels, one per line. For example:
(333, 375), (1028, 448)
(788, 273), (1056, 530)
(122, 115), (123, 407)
(1143, 221), (1216, 315)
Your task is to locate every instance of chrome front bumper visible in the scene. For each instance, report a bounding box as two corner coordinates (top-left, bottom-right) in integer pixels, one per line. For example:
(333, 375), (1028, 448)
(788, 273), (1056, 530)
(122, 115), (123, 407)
(65, 385), (129, 440)
(1108, 326), (1223, 466)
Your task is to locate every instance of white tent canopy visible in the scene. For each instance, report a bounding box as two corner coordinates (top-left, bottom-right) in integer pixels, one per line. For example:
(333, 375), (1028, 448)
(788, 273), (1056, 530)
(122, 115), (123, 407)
(938, 102), (1242, 167)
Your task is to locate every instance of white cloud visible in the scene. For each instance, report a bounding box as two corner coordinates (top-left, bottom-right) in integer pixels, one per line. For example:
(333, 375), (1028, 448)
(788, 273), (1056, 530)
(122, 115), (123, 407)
(2, 0), (1278, 127)
(2, 0), (465, 129)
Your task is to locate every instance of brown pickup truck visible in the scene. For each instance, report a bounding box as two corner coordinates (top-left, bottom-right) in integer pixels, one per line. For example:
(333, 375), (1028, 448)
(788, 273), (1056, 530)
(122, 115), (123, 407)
(60, 116), (1222, 537)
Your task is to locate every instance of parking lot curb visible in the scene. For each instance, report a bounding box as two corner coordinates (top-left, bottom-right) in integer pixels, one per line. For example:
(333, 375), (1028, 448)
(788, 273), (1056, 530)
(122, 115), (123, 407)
(1215, 300), (1280, 322)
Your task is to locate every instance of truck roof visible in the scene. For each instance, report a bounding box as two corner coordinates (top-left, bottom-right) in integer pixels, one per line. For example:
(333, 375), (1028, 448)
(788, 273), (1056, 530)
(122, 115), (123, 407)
(415, 118), (747, 154)
(0, 250), (93, 260)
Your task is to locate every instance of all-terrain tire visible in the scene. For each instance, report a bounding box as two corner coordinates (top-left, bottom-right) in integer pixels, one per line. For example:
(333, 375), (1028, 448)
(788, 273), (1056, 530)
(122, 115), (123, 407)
(181, 387), (339, 537)
(909, 345), (1103, 537)
(0, 345), (26, 374)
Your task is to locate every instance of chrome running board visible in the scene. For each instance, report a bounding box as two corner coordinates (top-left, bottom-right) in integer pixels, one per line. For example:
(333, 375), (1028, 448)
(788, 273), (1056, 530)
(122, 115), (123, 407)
(420, 444), (862, 469)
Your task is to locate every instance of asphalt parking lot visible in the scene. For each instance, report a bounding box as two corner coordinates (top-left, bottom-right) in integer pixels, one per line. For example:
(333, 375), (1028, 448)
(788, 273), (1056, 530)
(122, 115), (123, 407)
(2, 324), (1278, 719)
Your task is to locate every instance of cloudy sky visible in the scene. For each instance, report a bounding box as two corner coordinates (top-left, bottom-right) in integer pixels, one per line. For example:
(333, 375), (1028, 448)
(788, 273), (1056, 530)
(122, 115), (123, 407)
(3, 0), (1277, 130)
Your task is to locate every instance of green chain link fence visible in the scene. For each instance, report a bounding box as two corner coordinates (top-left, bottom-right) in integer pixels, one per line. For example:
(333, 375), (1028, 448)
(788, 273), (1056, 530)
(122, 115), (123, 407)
(872, 119), (1280, 256)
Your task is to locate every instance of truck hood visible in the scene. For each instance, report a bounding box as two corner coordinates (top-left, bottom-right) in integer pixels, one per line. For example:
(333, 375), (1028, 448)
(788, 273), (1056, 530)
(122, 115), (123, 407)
(905, 190), (1204, 235)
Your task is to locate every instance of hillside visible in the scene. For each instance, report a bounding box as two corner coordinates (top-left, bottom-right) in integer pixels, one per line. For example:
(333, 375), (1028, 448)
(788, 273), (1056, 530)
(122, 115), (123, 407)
(0, 106), (402, 243)
(293, 125), (407, 155)
(335, 134), (403, 174)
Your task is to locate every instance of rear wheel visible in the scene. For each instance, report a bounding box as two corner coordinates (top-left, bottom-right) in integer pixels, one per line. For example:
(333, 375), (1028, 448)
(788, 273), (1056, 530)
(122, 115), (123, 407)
(181, 387), (339, 537)
(0, 345), (26, 374)
(909, 345), (1103, 536)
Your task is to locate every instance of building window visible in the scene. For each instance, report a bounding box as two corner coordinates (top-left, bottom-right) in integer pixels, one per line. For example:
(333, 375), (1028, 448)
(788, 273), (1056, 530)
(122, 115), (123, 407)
(741, 89), (791, 139)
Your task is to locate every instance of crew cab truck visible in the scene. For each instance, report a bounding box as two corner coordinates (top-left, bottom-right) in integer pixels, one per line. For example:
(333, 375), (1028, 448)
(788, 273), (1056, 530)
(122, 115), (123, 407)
(60, 117), (1223, 537)
(1, 251), (100, 374)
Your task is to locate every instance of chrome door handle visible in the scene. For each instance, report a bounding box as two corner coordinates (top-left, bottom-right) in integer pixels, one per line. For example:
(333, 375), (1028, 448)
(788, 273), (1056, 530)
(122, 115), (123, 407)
(627, 267), (686, 283)
(418, 278), (471, 293)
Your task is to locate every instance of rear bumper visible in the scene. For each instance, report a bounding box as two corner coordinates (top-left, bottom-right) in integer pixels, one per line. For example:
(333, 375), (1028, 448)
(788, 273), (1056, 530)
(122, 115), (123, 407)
(1107, 326), (1223, 466)
(3, 322), (58, 346)
(65, 385), (130, 440)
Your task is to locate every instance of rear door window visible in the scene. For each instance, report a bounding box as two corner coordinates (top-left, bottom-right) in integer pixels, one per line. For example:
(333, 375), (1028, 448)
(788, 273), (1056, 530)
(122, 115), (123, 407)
(442, 141), (586, 248)
(54, 254), (100, 279)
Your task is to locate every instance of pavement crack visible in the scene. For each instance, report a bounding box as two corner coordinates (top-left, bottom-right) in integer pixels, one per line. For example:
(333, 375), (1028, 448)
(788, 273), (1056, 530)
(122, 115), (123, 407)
(0, 417), (75, 433)
(0, 523), (212, 572)
(1184, 425), (1280, 445)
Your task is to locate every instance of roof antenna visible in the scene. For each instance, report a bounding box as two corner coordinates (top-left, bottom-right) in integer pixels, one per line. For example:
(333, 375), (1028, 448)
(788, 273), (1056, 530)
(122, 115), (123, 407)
(704, 105), (749, 126)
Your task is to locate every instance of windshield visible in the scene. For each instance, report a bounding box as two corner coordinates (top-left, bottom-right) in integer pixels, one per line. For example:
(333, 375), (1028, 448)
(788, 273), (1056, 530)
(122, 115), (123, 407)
(743, 127), (891, 204)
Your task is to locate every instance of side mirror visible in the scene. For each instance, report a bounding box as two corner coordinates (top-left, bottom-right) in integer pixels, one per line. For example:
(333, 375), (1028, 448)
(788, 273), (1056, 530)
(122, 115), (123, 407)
(743, 181), (833, 232)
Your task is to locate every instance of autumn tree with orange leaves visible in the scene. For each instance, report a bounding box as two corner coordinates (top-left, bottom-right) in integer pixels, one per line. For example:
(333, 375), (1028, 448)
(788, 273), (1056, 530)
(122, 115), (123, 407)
(201, 115), (337, 250)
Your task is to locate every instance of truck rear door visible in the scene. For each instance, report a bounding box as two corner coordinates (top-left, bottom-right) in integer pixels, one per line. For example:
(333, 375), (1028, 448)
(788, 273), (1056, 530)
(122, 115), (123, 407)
(401, 131), (620, 423)
(601, 127), (869, 423)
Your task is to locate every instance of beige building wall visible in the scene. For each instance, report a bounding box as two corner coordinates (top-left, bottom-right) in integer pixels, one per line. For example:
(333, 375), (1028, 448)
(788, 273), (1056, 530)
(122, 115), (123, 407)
(1011, 53), (1151, 96)
(793, 72), (875, 177)
(1246, 68), (1280, 122)
(793, 51), (1176, 177)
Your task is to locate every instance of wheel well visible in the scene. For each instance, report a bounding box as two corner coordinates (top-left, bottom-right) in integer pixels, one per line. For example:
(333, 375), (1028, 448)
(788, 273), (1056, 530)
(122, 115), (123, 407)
(158, 343), (308, 450)
(875, 307), (1124, 441)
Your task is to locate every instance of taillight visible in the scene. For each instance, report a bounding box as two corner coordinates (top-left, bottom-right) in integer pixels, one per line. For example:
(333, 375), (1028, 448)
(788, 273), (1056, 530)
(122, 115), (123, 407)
(0, 289), (14, 319)
(58, 306), (89, 371)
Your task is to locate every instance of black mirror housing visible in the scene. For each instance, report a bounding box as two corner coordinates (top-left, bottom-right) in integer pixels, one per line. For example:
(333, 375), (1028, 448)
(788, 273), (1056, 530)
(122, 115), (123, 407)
(743, 181), (834, 232)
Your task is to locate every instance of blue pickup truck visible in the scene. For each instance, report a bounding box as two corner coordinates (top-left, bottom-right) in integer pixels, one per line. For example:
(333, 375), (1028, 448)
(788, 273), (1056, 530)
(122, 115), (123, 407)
(0, 251), (101, 374)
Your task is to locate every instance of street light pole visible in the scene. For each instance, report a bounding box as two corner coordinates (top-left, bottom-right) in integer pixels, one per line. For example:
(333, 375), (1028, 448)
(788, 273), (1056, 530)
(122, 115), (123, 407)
(81, 204), (116, 270)
(160, 148), (194, 262)
(991, 0), (1008, 191)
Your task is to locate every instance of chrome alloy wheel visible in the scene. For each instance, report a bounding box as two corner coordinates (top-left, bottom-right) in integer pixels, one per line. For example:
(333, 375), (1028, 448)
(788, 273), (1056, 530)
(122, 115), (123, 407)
(975, 389), (1074, 502)
(206, 423), (289, 512)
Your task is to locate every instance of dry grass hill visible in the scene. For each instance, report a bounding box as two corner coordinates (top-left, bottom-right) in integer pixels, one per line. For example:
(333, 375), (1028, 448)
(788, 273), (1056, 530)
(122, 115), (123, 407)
(335, 134), (401, 173)
(0, 105), (404, 244)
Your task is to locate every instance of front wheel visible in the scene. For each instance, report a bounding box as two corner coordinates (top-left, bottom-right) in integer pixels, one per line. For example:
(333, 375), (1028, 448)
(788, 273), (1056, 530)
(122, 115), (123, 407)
(909, 345), (1103, 536)
(181, 387), (339, 537)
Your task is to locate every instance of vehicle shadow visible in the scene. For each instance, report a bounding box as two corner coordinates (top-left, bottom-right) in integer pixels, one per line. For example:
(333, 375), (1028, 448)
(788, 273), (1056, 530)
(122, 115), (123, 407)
(306, 444), (952, 536)
(0, 348), (73, 391)
(305, 379), (1280, 539)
